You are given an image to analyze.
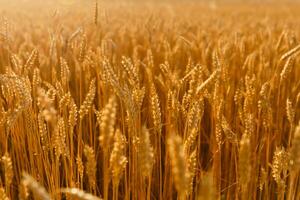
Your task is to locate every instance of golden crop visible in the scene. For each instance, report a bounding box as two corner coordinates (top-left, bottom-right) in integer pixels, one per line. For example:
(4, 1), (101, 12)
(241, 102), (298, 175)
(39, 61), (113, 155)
(0, 0), (299, 199)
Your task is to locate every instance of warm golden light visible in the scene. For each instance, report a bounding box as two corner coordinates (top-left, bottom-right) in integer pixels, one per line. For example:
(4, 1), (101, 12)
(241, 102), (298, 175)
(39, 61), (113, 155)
(0, 0), (299, 200)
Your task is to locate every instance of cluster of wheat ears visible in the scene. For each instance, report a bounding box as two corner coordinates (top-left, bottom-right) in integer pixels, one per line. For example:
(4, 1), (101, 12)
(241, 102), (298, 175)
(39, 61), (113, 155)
(0, 0), (299, 199)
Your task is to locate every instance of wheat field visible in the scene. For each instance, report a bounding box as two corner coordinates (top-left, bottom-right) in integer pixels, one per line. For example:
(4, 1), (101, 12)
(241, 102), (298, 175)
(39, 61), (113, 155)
(0, 0), (299, 199)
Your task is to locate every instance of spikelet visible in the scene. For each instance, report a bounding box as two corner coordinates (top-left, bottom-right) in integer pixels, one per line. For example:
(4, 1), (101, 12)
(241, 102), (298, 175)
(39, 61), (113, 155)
(121, 56), (139, 87)
(138, 126), (155, 179)
(10, 54), (22, 74)
(1, 153), (13, 188)
(168, 135), (189, 198)
(76, 156), (84, 182)
(49, 35), (57, 61)
(60, 57), (70, 88)
(69, 98), (78, 128)
(146, 49), (154, 69)
(94, 0), (98, 25)
(187, 150), (197, 195)
(0, 187), (9, 200)
(244, 114), (254, 136)
(22, 173), (51, 200)
(55, 80), (63, 95)
(24, 49), (38, 75)
(215, 100), (223, 147)
(132, 87), (145, 111)
(185, 57), (193, 74)
(258, 83), (272, 129)
(44, 82), (57, 102)
(98, 96), (117, 149)
(186, 99), (204, 130)
(280, 44), (300, 60)
(234, 86), (243, 106)
(0, 74), (32, 128)
(51, 62), (58, 82)
(290, 122), (300, 171)
(24, 74), (32, 92)
(84, 145), (97, 189)
(182, 81), (196, 115)
(32, 68), (41, 94)
(259, 167), (267, 191)
(238, 133), (250, 184)
(280, 56), (294, 83)
(94, 108), (102, 124)
(110, 129), (127, 184)
(56, 80), (65, 99)
(259, 82), (269, 99)
(150, 83), (161, 134)
(79, 79), (96, 120)
(212, 79), (220, 107)
(184, 128), (198, 154)
(102, 58), (119, 88)
(61, 188), (102, 200)
(286, 98), (295, 125)
(19, 180), (29, 200)
(159, 62), (171, 78)
(244, 75), (255, 113)
(79, 34), (87, 62)
(23, 107), (34, 135)
(167, 90), (175, 111)
(37, 112), (49, 151)
(196, 69), (220, 95)
(59, 92), (71, 111)
(212, 51), (222, 69)
(272, 147), (289, 190)
(173, 94), (181, 115)
(53, 117), (68, 158)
